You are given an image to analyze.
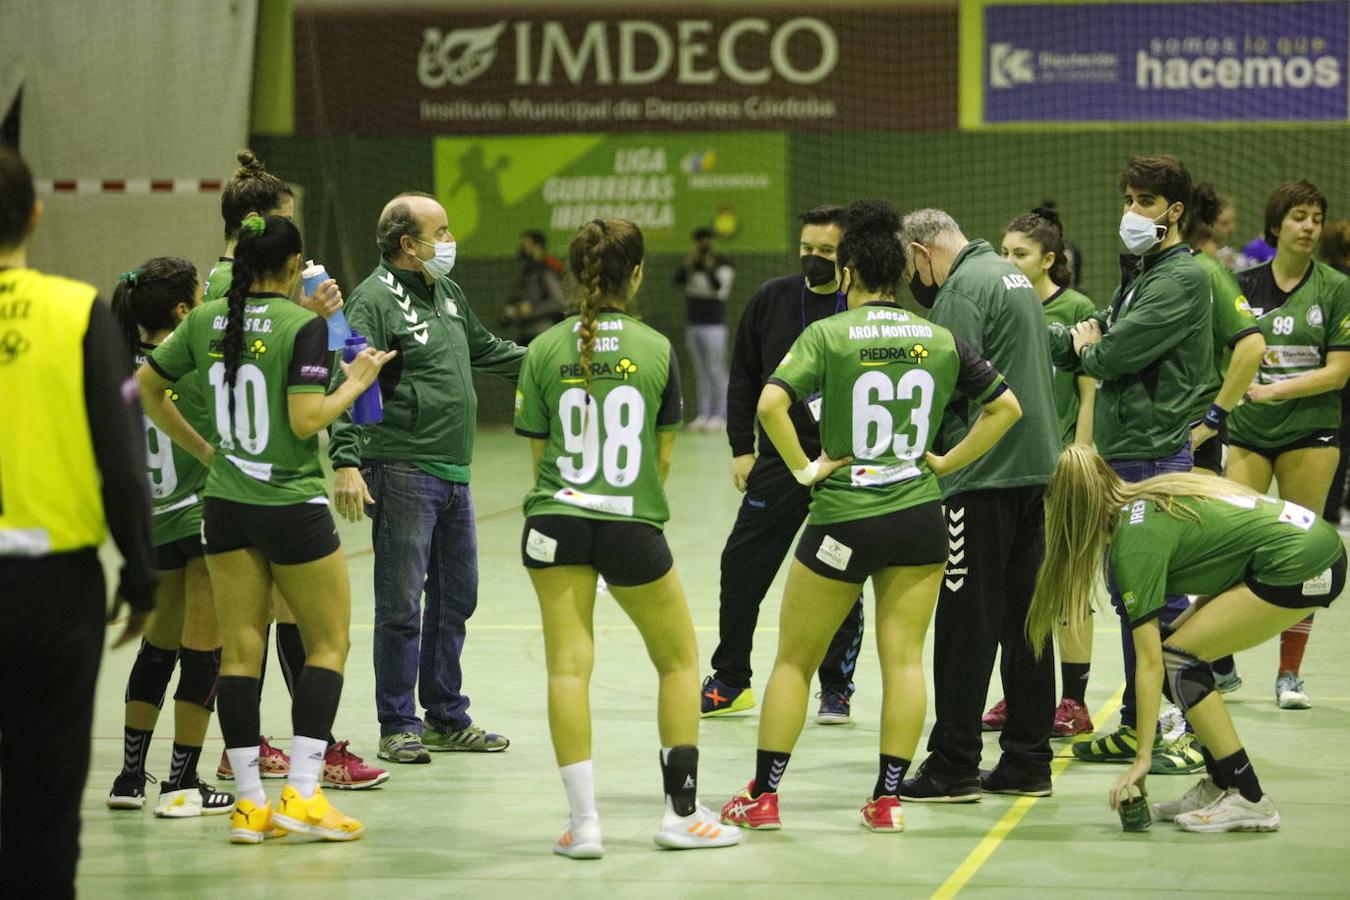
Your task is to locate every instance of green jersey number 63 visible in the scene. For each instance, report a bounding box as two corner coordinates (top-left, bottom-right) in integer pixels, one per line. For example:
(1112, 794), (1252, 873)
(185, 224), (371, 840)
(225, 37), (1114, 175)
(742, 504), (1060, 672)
(852, 369), (934, 461)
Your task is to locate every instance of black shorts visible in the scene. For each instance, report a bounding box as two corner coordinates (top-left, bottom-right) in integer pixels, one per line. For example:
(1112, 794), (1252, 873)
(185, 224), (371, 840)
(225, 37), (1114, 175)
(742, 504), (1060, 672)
(1246, 547), (1347, 610)
(1192, 421), (1227, 474)
(795, 501), (947, 583)
(202, 497), (341, 566)
(1229, 429), (1340, 461)
(154, 534), (204, 571)
(521, 515), (673, 587)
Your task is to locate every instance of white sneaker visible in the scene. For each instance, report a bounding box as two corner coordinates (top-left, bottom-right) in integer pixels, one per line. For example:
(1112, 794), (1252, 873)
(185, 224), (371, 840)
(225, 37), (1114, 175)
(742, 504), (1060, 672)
(654, 803), (742, 849)
(154, 780), (235, 818)
(1156, 705), (1187, 743)
(689, 416), (711, 432)
(595, 575), (610, 596)
(1174, 788), (1280, 833)
(1276, 672), (1311, 709)
(554, 816), (604, 859)
(1152, 777), (1224, 822)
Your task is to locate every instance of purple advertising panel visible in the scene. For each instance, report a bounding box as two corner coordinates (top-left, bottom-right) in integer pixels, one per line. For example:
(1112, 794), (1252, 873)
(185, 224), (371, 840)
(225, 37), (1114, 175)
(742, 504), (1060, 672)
(971, 1), (1349, 124)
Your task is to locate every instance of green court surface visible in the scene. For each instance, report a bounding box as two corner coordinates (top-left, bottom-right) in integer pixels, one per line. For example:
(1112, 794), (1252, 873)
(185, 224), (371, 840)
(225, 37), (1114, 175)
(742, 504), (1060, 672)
(80, 429), (1350, 898)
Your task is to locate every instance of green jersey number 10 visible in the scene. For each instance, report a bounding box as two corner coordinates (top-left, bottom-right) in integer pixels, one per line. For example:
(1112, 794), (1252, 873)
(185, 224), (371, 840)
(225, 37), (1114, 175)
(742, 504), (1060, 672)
(852, 369), (935, 461)
(557, 386), (644, 487)
(208, 362), (270, 454)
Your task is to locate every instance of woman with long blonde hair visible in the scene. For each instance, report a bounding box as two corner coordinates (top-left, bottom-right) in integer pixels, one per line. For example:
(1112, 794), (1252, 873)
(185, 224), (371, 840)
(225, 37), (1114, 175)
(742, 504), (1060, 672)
(1029, 445), (1346, 832)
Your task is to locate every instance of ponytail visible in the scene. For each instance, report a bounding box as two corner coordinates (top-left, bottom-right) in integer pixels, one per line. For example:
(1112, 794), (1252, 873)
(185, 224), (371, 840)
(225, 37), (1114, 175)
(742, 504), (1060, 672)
(109, 258), (198, 357)
(567, 218), (645, 401)
(110, 273), (143, 356)
(222, 256), (251, 432)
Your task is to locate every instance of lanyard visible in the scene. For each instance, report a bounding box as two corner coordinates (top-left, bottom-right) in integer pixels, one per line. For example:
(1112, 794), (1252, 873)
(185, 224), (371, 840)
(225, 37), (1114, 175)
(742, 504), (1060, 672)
(801, 284), (847, 331)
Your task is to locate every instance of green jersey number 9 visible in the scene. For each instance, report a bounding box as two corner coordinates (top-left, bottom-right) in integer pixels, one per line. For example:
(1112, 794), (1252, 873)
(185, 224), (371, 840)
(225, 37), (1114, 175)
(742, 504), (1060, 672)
(143, 418), (179, 499)
(208, 362), (270, 454)
(557, 386), (645, 487)
(852, 369), (935, 461)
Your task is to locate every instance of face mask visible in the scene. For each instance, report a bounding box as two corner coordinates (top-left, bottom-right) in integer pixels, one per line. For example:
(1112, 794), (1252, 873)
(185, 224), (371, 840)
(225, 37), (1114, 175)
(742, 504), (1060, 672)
(800, 254), (837, 290)
(1118, 208), (1171, 256)
(416, 238), (457, 277)
(908, 251), (941, 309)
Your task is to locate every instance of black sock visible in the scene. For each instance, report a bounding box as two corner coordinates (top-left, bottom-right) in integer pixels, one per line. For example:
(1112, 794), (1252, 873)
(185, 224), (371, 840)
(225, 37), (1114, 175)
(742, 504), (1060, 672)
(122, 727), (153, 776)
(275, 622), (306, 696)
(256, 623), (272, 702)
(1211, 655), (1236, 677)
(292, 666), (344, 741)
(216, 675), (261, 749)
(754, 749), (790, 796)
(873, 754), (910, 800)
(1060, 662), (1090, 704)
(1214, 749), (1262, 802)
(1200, 746), (1226, 787)
(660, 745), (698, 816)
(166, 743), (203, 788)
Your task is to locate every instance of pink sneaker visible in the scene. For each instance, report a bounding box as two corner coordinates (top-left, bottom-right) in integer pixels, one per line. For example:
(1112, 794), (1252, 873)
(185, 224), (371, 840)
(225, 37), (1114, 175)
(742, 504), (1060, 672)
(860, 794), (904, 832)
(1052, 698), (1094, 737)
(720, 781), (782, 830)
(216, 736), (290, 780)
(323, 741), (390, 790)
(981, 699), (1007, 732)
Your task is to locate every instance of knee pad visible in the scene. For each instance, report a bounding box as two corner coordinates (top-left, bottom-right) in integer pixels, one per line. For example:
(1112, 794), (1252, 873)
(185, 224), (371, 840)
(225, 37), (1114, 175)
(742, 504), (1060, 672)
(173, 647), (222, 712)
(1162, 643), (1215, 713)
(125, 640), (178, 707)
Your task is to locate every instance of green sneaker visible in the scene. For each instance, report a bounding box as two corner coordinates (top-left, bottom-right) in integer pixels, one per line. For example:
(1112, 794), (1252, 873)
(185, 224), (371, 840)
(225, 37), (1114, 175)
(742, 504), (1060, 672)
(378, 732), (431, 764)
(1071, 724), (1139, 762)
(1150, 732), (1207, 775)
(423, 722), (510, 753)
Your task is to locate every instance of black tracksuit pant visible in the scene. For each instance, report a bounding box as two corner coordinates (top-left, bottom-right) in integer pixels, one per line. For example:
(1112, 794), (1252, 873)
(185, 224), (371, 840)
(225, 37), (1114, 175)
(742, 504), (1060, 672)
(925, 486), (1055, 779)
(711, 454), (865, 692)
(0, 550), (106, 899)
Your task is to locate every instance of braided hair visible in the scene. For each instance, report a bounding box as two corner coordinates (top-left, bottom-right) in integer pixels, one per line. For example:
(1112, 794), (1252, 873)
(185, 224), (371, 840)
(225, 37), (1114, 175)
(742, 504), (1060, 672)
(220, 149), (293, 240)
(1004, 206), (1071, 287)
(223, 214), (302, 432)
(567, 218), (644, 397)
(109, 257), (198, 355)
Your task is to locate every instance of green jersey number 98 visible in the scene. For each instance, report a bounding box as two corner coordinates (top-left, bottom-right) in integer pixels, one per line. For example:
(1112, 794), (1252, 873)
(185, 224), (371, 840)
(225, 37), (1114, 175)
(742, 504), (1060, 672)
(558, 385), (645, 487)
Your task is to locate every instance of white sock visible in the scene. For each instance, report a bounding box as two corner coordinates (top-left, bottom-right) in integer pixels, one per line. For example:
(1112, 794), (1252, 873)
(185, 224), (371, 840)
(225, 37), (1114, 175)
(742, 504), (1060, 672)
(227, 745), (265, 806)
(559, 759), (597, 821)
(288, 735), (328, 799)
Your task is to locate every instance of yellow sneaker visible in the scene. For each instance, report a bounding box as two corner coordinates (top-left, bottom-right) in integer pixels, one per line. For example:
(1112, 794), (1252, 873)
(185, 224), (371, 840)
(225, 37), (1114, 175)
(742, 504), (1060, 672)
(229, 798), (282, 844)
(273, 785), (364, 841)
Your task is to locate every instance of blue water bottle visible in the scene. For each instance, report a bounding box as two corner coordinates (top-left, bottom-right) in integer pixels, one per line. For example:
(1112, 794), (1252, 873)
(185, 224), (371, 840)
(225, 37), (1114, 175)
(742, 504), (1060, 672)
(343, 330), (384, 425)
(303, 260), (352, 351)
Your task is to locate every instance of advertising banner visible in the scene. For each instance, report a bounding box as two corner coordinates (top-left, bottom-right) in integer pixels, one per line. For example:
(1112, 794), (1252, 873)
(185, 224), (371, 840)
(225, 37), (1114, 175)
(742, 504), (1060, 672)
(295, 7), (957, 134)
(962, 1), (1350, 126)
(433, 132), (788, 257)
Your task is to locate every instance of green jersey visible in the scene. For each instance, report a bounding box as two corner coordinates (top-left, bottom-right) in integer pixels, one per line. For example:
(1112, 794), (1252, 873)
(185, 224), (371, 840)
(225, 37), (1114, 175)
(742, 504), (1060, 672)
(136, 342), (209, 545)
(1229, 261), (1350, 448)
(1112, 493), (1344, 628)
(149, 292), (333, 506)
(203, 258), (232, 302)
(1193, 252), (1261, 399)
(768, 301), (1005, 525)
(514, 311), (683, 527)
(1042, 287), (1096, 444)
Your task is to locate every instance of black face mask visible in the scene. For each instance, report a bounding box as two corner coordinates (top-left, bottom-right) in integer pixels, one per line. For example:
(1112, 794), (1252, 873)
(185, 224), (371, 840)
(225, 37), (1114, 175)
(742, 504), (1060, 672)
(801, 254), (837, 288)
(909, 270), (940, 309)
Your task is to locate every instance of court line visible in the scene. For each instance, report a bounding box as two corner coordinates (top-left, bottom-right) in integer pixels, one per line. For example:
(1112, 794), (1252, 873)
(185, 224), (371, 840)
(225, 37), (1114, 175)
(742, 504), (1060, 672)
(929, 683), (1127, 900)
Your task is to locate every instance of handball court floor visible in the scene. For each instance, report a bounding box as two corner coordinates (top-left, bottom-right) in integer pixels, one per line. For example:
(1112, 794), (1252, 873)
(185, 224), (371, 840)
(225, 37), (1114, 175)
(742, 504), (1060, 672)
(81, 429), (1350, 898)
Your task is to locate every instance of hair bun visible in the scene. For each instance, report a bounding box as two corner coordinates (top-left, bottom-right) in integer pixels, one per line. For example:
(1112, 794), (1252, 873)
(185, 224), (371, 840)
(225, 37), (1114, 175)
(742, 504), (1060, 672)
(1031, 206), (1061, 226)
(842, 198), (902, 235)
(235, 149), (264, 175)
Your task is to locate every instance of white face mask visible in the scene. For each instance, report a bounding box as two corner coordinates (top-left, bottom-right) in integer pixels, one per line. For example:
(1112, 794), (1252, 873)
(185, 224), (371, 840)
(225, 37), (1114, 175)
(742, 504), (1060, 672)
(1118, 208), (1171, 255)
(416, 238), (457, 277)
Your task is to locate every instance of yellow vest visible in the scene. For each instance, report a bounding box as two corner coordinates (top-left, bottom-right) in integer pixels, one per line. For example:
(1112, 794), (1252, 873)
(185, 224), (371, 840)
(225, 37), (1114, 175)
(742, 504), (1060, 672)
(0, 267), (105, 555)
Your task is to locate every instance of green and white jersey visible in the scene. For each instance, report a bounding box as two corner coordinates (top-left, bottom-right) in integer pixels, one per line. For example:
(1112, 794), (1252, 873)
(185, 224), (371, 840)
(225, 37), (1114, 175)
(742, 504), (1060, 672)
(768, 301), (1005, 525)
(136, 341), (209, 546)
(1229, 261), (1350, 447)
(515, 311), (683, 528)
(1193, 252), (1261, 398)
(1041, 287), (1096, 445)
(149, 293), (332, 506)
(202, 258), (232, 302)
(1112, 493), (1344, 628)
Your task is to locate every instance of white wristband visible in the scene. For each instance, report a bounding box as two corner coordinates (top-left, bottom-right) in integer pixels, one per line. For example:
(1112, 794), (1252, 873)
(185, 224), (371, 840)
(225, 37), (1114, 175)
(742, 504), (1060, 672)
(792, 459), (820, 485)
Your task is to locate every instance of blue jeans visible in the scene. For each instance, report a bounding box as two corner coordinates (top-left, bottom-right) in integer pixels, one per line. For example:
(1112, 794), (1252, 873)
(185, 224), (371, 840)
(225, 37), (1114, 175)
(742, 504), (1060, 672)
(1108, 446), (1194, 729)
(367, 462), (478, 735)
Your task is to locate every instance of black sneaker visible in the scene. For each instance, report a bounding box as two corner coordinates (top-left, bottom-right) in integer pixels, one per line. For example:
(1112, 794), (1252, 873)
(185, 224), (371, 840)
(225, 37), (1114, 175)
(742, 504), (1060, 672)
(899, 760), (982, 803)
(107, 770), (155, 810)
(980, 765), (1052, 797)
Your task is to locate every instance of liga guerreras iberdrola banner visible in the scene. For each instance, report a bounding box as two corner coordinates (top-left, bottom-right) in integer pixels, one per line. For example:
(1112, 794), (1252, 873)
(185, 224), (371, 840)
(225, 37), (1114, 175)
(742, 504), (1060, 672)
(294, 6), (958, 134)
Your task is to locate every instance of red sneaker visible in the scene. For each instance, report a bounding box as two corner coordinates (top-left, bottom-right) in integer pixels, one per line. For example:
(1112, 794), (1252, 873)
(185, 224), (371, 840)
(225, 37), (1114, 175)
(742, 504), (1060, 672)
(860, 795), (904, 832)
(1052, 698), (1094, 737)
(323, 741), (391, 790)
(720, 781), (781, 830)
(981, 699), (1007, 732)
(215, 736), (289, 780)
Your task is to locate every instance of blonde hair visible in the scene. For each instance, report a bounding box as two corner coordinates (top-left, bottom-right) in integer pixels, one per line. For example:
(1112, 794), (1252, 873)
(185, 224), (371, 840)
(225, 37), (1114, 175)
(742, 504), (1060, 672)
(567, 218), (644, 396)
(1026, 445), (1262, 654)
